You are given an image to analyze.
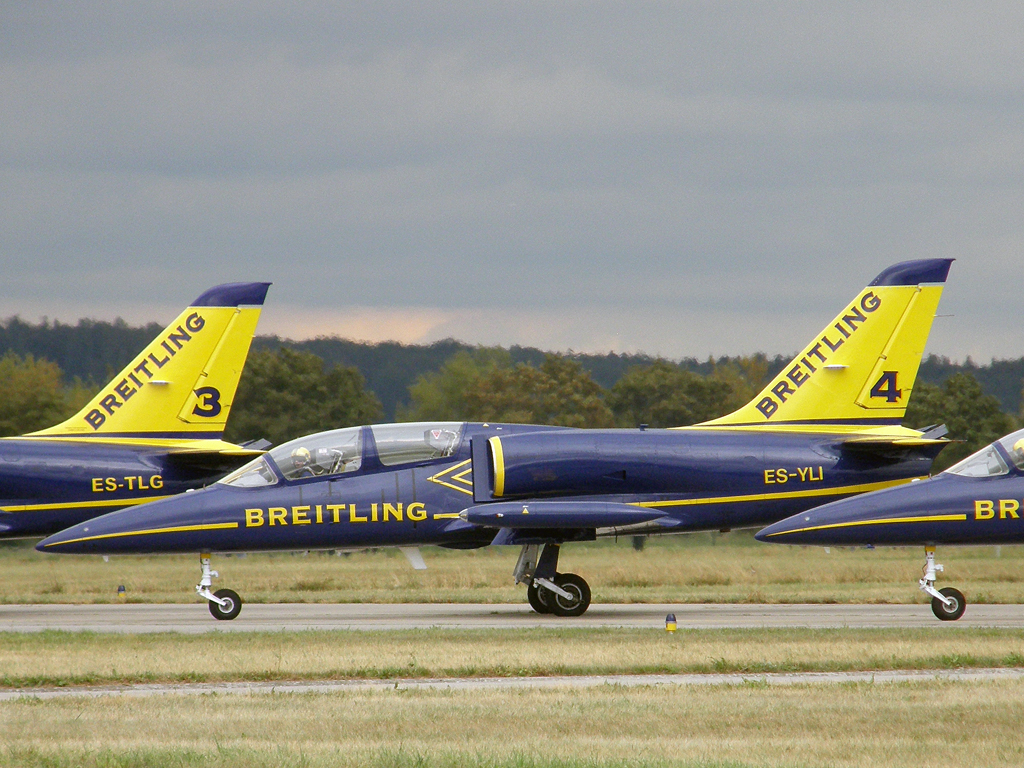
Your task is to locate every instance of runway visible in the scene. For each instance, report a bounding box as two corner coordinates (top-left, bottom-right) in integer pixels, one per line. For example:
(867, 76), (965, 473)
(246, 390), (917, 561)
(0, 602), (1022, 632)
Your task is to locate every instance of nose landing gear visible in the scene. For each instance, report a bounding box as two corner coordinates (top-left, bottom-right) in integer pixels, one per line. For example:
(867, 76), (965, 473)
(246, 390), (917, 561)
(196, 553), (243, 620)
(919, 547), (965, 621)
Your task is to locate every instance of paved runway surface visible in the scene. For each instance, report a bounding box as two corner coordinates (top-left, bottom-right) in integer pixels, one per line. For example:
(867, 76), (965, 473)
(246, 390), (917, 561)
(0, 602), (1022, 632)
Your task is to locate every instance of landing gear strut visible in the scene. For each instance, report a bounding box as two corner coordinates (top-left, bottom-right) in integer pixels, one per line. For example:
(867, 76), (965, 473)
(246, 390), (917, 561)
(515, 543), (592, 617)
(919, 546), (965, 621)
(196, 553), (243, 621)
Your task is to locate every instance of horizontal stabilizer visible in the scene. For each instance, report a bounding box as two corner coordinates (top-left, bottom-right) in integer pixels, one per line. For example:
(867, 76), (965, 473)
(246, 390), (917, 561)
(838, 428), (950, 460)
(460, 500), (665, 529)
(163, 447), (266, 475)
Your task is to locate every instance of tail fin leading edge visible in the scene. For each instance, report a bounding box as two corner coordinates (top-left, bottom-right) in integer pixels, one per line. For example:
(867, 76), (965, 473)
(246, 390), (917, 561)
(702, 259), (952, 429)
(32, 282), (271, 441)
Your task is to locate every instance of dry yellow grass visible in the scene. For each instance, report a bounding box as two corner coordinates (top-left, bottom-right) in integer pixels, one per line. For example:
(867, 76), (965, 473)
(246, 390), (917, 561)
(6, 534), (1024, 607)
(3, 680), (1024, 767)
(1, 627), (1022, 687)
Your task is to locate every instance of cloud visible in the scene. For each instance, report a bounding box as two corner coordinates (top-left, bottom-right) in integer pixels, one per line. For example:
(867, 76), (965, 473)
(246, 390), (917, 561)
(1, 3), (1023, 361)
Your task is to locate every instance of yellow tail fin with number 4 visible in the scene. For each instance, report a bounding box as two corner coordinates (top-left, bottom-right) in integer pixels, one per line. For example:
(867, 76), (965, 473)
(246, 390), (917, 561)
(701, 259), (951, 431)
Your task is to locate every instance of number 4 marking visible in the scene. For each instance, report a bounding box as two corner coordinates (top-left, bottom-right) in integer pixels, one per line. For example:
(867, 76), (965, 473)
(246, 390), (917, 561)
(870, 371), (902, 403)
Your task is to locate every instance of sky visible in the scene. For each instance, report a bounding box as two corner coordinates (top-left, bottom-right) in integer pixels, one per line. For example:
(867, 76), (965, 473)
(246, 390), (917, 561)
(2, 3), (1023, 362)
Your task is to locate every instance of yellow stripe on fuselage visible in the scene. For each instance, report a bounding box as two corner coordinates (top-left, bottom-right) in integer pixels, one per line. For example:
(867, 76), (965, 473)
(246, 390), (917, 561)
(761, 513), (968, 538)
(5, 435), (252, 451)
(41, 522), (239, 548)
(1, 495), (173, 514)
(635, 477), (923, 510)
(677, 423), (926, 437)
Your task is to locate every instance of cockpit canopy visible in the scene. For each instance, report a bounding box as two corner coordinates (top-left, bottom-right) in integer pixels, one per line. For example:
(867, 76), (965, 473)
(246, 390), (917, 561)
(218, 422), (464, 487)
(944, 427), (1024, 478)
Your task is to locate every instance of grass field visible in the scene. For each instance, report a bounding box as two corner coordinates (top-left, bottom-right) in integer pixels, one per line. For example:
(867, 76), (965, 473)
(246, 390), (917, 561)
(3, 626), (1024, 687)
(7, 532), (1024, 607)
(3, 535), (1023, 767)
(4, 680), (1024, 767)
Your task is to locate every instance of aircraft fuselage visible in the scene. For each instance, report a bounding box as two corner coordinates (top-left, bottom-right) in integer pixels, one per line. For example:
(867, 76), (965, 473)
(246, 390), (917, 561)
(0, 438), (240, 538)
(40, 422), (940, 556)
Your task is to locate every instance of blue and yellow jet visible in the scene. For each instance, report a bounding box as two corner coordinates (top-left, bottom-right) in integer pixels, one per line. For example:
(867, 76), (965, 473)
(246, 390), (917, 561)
(0, 282), (270, 541)
(40, 261), (951, 620)
(757, 426), (1024, 621)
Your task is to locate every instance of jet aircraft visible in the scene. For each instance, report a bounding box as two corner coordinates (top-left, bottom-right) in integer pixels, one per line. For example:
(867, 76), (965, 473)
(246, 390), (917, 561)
(40, 260), (952, 620)
(757, 426), (1024, 621)
(0, 282), (270, 543)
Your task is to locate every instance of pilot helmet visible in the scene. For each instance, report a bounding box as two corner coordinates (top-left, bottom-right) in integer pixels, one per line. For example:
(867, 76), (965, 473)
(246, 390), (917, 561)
(292, 446), (311, 468)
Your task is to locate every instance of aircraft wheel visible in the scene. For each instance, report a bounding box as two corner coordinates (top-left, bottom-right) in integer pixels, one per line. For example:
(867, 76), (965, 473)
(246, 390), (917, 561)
(931, 587), (966, 621)
(549, 573), (591, 617)
(527, 582), (553, 614)
(209, 588), (242, 621)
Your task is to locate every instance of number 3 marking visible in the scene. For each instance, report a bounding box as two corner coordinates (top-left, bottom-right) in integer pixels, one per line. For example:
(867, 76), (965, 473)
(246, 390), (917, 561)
(192, 387), (223, 418)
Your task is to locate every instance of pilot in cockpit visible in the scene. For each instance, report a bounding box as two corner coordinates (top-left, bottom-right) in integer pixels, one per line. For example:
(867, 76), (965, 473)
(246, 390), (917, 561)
(290, 447), (317, 478)
(1013, 438), (1024, 468)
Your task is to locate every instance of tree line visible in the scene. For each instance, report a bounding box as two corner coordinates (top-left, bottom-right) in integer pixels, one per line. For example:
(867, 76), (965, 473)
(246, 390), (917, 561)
(6, 315), (1024, 418)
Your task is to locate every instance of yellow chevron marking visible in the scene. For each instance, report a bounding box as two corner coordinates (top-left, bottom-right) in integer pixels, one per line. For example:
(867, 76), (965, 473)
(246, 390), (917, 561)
(427, 459), (475, 496)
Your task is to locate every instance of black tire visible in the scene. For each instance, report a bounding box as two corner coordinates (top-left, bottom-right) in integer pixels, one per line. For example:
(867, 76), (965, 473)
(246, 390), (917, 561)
(931, 587), (966, 621)
(549, 573), (591, 617)
(527, 582), (553, 614)
(209, 588), (242, 621)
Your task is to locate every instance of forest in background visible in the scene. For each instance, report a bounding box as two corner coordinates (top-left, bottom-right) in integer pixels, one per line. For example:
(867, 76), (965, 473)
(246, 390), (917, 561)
(1, 314), (1022, 417)
(0, 315), (1020, 472)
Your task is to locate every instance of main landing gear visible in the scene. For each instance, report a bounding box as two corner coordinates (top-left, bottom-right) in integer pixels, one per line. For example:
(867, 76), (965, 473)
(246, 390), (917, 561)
(919, 546), (966, 621)
(516, 543), (592, 617)
(196, 553), (242, 620)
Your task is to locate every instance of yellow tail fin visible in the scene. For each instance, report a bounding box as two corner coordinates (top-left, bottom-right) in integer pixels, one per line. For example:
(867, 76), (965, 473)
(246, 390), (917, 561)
(702, 260), (951, 429)
(31, 283), (270, 440)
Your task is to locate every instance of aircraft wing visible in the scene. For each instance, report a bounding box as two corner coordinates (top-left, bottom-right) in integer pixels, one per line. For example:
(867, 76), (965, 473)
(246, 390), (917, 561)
(837, 424), (949, 459)
(460, 500), (673, 528)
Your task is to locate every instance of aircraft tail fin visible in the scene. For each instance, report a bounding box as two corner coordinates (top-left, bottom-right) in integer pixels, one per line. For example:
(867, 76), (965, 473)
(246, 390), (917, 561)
(31, 282), (270, 441)
(700, 259), (952, 429)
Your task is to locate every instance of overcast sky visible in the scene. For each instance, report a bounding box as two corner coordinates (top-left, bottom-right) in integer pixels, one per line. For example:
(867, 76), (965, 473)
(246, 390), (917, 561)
(2, 3), (1022, 362)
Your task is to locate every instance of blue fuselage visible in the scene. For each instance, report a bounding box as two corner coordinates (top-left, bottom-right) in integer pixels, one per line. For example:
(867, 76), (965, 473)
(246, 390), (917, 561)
(757, 428), (1024, 547)
(757, 471), (1024, 547)
(39, 422), (941, 555)
(0, 438), (237, 539)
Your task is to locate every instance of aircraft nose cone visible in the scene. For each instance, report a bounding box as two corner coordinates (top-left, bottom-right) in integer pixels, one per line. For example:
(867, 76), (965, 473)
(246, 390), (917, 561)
(38, 489), (216, 555)
(755, 514), (820, 543)
(36, 528), (78, 552)
(756, 475), (958, 546)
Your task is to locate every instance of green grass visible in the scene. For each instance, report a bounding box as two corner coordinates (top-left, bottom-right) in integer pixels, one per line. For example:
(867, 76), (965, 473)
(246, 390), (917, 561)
(3, 681), (1024, 767)
(2, 626), (1024, 688)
